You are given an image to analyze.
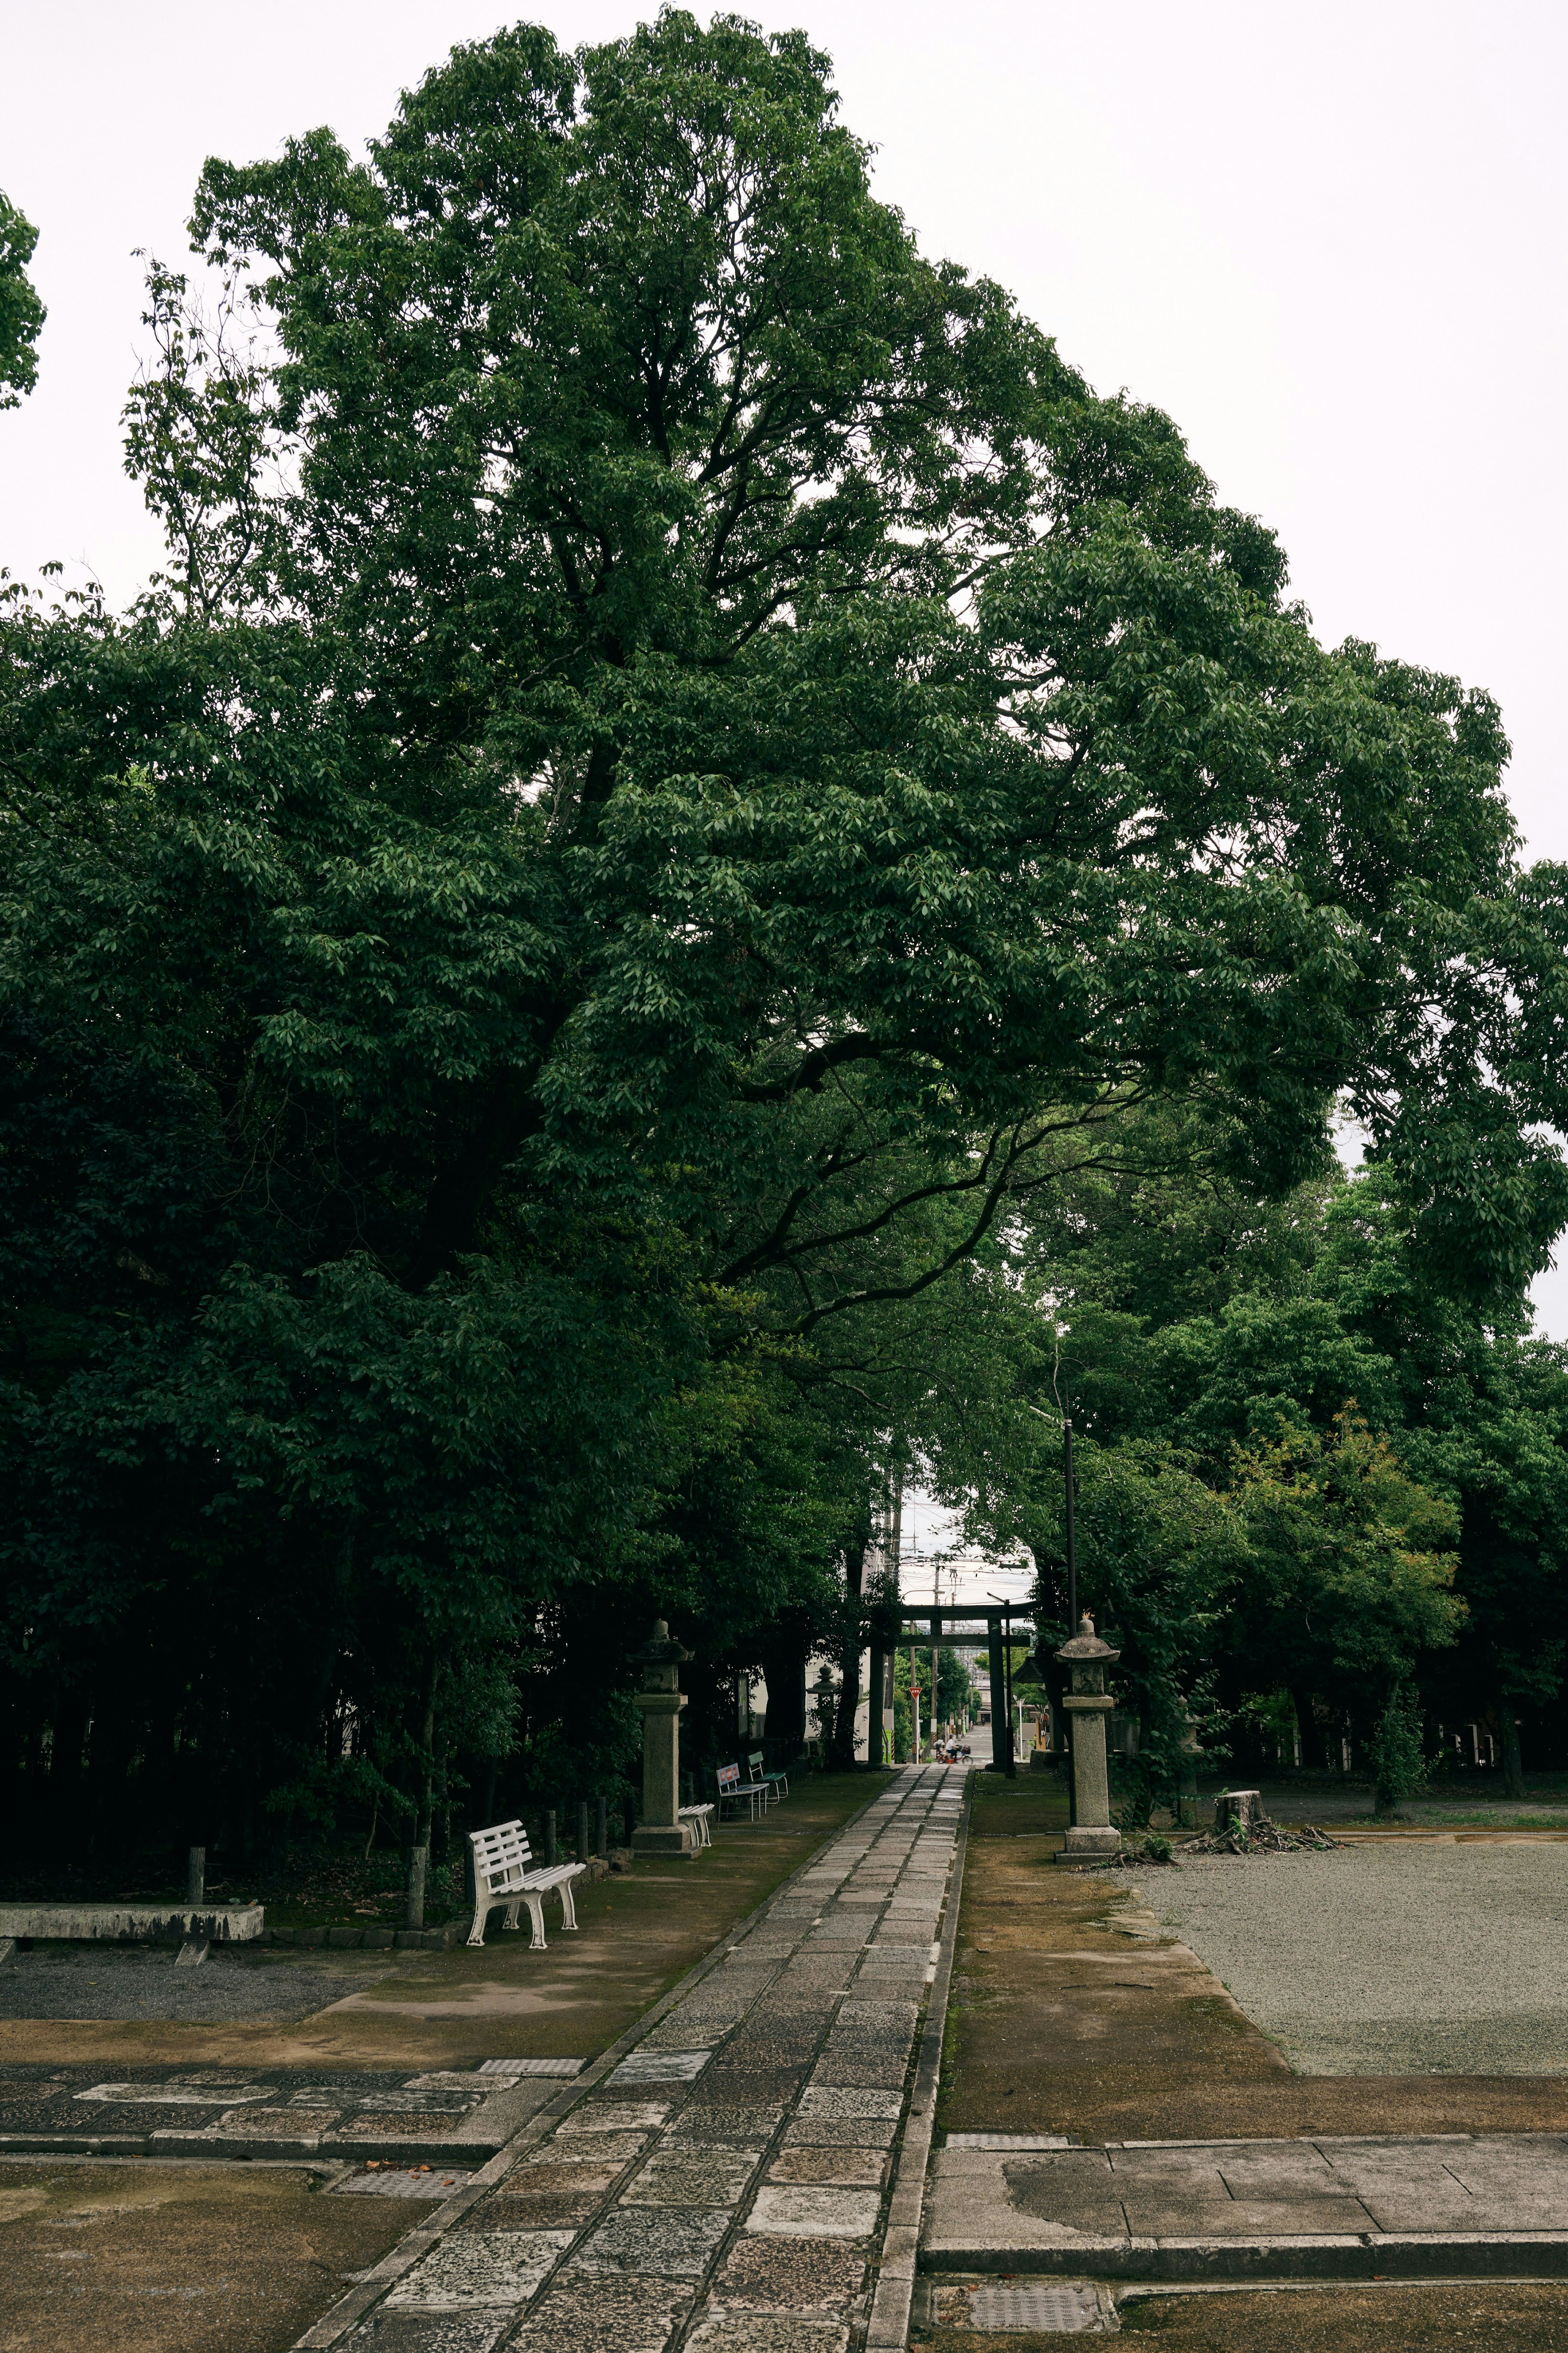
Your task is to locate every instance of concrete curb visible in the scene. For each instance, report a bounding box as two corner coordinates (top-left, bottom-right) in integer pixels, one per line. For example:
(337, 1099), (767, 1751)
(292, 1772), (898, 2350)
(866, 1765), (974, 2352)
(922, 2231), (1568, 2282)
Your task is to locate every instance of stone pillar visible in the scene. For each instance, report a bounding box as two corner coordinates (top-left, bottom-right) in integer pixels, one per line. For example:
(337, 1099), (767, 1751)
(631, 1620), (700, 1857)
(1055, 1613), (1123, 1864)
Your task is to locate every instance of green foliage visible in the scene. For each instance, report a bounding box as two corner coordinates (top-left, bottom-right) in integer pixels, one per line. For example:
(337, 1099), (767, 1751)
(1229, 1409), (1463, 1706)
(0, 190), (44, 408)
(1369, 1684), (1428, 1813)
(4, 15), (1567, 1869)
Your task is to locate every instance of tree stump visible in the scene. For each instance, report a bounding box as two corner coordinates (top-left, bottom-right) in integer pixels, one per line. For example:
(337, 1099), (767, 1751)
(1214, 1789), (1265, 1832)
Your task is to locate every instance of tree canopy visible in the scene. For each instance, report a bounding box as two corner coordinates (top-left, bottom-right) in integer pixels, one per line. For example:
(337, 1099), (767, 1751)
(4, 13), (1566, 1876)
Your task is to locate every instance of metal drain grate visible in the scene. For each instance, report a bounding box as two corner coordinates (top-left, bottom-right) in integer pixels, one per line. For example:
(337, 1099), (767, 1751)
(474, 2057), (584, 2077)
(334, 2168), (467, 2199)
(946, 2132), (1076, 2150)
(967, 2284), (1100, 2332)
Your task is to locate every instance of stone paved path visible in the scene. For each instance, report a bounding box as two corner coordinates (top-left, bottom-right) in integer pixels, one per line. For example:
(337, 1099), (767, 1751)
(328, 1765), (965, 2353)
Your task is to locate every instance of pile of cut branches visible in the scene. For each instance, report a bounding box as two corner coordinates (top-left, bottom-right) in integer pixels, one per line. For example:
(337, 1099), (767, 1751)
(1179, 1817), (1341, 1856)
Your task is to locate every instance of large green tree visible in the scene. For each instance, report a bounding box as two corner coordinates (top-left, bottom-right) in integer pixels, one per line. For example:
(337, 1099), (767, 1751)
(4, 13), (1563, 1868)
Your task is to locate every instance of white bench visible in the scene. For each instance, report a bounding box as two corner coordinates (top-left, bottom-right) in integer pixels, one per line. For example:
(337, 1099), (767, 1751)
(716, 1762), (771, 1822)
(748, 1749), (788, 1803)
(468, 1819), (586, 1950)
(679, 1803), (715, 1847)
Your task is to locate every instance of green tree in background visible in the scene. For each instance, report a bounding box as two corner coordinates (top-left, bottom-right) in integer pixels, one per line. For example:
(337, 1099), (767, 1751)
(0, 191), (44, 408)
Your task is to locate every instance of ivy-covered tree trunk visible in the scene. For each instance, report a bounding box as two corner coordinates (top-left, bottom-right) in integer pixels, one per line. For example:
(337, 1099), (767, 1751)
(832, 1542), (868, 1771)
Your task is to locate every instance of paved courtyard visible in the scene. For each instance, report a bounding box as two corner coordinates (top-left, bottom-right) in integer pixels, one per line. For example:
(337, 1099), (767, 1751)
(926, 2131), (1568, 2275)
(1124, 1846), (1568, 2074)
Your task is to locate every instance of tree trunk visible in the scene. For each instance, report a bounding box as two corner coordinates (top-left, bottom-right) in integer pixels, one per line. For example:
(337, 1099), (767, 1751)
(405, 1653), (439, 1929)
(760, 1637), (808, 1758)
(1215, 1788), (1265, 1833)
(47, 1682), (91, 1846)
(831, 1542), (868, 1769)
(1290, 1686), (1321, 1770)
(1498, 1698), (1525, 1801)
(413, 1656), (438, 1850)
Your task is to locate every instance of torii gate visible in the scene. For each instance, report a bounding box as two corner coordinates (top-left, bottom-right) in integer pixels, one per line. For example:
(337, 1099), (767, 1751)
(873, 1604), (1038, 1777)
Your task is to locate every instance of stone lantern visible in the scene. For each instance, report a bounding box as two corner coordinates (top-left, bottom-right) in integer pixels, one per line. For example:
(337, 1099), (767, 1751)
(1054, 1613), (1123, 1863)
(631, 1620), (700, 1857)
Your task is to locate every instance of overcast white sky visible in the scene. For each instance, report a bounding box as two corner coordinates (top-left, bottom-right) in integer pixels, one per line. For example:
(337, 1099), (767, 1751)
(4, 0), (1566, 1325)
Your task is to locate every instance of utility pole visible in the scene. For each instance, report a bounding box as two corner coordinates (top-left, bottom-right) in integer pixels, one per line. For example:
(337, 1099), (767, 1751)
(1064, 1418), (1078, 1825)
(1064, 1413), (1078, 1637)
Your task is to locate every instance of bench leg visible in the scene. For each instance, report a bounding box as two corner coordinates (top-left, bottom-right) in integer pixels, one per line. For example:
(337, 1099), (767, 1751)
(557, 1881), (580, 1934)
(524, 1893), (548, 1949)
(503, 1898), (524, 1934)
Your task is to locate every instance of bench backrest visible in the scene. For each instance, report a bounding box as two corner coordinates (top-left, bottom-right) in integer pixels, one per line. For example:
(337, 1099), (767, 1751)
(470, 1818), (533, 1890)
(716, 1764), (740, 1793)
(747, 1751), (768, 1776)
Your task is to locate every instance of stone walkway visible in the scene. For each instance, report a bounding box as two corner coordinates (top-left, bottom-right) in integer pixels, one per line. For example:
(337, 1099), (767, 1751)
(314, 1765), (965, 2352)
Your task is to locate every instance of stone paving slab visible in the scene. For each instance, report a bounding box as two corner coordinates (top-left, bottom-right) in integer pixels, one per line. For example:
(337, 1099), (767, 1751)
(922, 2132), (1568, 2278)
(308, 1767), (965, 2350)
(0, 2060), (552, 2161)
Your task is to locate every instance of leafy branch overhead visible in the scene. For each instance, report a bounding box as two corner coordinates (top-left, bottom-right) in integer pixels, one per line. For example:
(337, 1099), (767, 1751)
(0, 189), (45, 408)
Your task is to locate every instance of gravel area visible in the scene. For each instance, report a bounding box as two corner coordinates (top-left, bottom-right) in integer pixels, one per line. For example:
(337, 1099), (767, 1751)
(1120, 1846), (1568, 2074)
(0, 1946), (377, 2023)
(1252, 1779), (1568, 1827)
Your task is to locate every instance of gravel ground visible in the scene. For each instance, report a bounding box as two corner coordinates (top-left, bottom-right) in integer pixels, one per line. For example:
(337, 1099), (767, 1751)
(0, 1946), (376, 2023)
(1117, 1845), (1568, 2074)
(1252, 1779), (1568, 1826)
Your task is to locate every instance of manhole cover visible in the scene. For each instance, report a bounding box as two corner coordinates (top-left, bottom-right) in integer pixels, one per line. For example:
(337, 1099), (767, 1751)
(947, 2132), (1076, 2150)
(967, 2284), (1100, 2332)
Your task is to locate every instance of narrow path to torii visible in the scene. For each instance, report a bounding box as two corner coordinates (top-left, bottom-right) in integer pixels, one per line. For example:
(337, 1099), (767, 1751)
(307, 1764), (968, 2352)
